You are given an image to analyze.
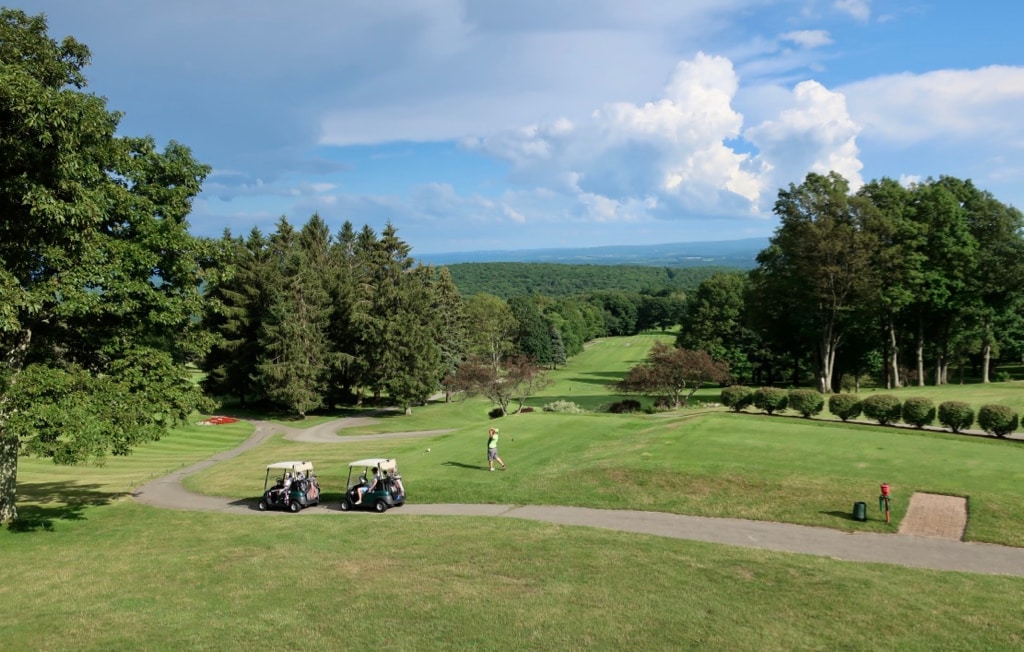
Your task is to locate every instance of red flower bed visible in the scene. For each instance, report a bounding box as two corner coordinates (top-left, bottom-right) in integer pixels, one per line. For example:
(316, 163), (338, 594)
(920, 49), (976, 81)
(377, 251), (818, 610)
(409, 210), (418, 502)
(204, 416), (238, 425)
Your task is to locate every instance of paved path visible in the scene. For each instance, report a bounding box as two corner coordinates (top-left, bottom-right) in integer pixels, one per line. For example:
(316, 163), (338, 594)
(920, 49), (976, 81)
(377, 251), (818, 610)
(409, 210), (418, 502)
(133, 416), (1024, 577)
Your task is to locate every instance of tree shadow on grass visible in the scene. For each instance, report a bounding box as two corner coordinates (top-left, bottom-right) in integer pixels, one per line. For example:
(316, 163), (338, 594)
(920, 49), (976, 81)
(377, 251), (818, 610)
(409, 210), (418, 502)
(8, 481), (116, 533)
(566, 372), (629, 383)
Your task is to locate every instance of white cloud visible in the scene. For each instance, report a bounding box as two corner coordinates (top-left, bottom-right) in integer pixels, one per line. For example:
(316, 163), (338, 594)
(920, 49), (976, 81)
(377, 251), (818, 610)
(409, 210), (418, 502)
(745, 80), (863, 190)
(841, 66), (1024, 146)
(834, 0), (871, 22)
(780, 30), (833, 49)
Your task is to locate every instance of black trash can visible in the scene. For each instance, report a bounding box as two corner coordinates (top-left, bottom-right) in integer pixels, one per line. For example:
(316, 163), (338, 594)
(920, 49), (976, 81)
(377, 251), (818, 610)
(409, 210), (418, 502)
(853, 501), (867, 522)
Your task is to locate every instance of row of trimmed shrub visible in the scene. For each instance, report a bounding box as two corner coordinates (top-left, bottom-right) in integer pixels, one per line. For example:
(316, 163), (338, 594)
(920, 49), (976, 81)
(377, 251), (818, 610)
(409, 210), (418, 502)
(720, 385), (1020, 437)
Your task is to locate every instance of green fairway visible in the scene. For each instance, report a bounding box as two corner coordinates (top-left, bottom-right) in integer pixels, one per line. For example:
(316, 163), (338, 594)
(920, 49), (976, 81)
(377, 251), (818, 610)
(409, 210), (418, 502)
(7, 333), (1024, 650)
(3, 502), (1024, 651)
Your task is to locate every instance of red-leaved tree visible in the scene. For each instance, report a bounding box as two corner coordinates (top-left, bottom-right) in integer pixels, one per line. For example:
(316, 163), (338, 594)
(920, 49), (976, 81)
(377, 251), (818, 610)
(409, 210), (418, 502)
(617, 342), (730, 409)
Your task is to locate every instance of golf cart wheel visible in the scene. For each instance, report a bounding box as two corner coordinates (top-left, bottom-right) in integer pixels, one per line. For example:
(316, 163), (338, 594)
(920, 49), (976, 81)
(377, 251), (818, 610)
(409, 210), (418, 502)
(257, 500), (268, 511)
(374, 500), (388, 513)
(289, 501), (301, 513)
(339, 499), (352, 512)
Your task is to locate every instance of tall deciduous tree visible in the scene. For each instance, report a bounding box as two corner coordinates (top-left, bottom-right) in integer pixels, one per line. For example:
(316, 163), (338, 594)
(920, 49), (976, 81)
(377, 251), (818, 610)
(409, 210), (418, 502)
(855, 178), (922, 389)
(753, 172), (873, 393)
(677, 271), (756, 382)
(0, 10), (213, 522)
(463, 293), (517, 371)
(508, 295), (552, 364)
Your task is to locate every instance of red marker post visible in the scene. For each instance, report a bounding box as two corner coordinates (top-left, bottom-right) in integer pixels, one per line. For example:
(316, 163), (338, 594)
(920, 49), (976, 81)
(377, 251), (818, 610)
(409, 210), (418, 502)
(879, 483), (891, 524)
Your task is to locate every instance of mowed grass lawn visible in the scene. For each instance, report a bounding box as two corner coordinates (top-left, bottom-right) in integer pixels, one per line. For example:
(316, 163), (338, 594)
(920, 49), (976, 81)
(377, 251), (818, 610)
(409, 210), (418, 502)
(6, 332), (1024, 649)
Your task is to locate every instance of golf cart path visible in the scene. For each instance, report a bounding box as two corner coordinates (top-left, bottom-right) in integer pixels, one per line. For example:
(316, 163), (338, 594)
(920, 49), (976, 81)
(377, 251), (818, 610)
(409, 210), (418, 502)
(132, 417), (1024, 578)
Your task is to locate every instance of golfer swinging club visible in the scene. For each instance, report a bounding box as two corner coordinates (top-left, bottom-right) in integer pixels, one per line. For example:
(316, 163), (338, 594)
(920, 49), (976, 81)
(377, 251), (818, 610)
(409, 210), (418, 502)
(487, 427), (506, 471)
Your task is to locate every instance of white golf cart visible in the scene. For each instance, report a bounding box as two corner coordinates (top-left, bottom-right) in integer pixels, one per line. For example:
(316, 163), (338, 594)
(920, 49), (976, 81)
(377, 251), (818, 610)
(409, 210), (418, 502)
(258, 460), (321, 513)
(339, 458), (405, 513)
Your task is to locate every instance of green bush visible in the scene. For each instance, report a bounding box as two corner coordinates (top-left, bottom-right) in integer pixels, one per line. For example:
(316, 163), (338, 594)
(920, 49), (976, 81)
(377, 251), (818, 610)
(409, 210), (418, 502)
(788, 389), (824, 418)
(901, 396), (936, 429)
(938, 401), (974, 433)
(753, 387), (788, 415)
(543, 400), (586, 414)
(720, 385), (754, 412)
(608, 399), (641, 414)
(977, 404), (1019, 437)
(828, 393), (862, 422)
(861, 394), (902, 425)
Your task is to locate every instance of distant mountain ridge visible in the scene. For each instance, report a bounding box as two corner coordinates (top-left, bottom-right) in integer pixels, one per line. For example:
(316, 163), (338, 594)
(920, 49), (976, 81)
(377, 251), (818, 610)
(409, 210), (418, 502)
(417, 237), (769, 269)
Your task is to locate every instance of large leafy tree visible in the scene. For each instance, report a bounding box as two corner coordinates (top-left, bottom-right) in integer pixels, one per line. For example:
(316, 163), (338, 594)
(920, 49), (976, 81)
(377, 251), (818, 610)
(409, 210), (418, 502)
(0, 10), (213, 522)
(677, 271), (756, 382)
(463, 293), (517, 371)
(508, 295), (552, 364)
(751, 172), (873, 393)
(906, 179), (978, 385)
(855, 178), (922, 388)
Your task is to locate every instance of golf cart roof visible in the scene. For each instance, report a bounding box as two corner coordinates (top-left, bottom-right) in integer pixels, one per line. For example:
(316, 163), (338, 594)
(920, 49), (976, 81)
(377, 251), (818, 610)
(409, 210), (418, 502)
(348, 458), (397, 472)
(265, 461), (315, 473)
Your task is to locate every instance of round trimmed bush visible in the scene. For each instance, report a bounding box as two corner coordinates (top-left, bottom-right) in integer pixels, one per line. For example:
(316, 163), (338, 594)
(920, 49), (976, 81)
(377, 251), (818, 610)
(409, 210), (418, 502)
(788, 389), (824, 418)
(861, 394), (902, 425)
(977, 404), (1019, 437)
(938, 401), (974, 433)
(901, 396), (936, 429)
(753, 387), (788, 415)
(720, 385), (754, 412)
(828, 393), (862, 422)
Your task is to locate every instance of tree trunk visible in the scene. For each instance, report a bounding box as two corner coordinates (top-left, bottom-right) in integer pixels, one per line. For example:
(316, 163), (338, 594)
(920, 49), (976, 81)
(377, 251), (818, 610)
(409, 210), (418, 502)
(817, 325), (838, 394)
(982, 342), (992, 383)
(0, 328), (31, 523)
(916, 317), (925, 387)
(887, 321), (901, 389)
(0, 433), (17, 523)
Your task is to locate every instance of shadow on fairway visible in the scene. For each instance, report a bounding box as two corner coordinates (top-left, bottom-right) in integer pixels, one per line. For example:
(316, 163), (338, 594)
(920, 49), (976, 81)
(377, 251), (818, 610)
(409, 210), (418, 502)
(566, 371), (628, 383)
(8, 481), (115, 532)
(820, 509), (862, 522)
(442, 461), (490, 471)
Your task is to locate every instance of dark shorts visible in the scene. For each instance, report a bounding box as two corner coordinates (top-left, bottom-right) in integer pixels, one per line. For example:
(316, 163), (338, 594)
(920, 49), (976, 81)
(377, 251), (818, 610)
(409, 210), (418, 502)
(487, 448), (499, 460)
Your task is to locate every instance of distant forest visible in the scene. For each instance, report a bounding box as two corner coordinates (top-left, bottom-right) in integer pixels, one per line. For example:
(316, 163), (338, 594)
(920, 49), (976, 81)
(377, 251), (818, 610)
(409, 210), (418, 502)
(445, 262), (740, 298)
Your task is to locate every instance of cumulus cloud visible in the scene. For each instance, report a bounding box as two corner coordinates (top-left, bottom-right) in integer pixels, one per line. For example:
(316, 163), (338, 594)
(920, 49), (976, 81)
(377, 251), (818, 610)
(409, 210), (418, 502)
(467, 51), (871, 221)
(745, 80), (863, 190)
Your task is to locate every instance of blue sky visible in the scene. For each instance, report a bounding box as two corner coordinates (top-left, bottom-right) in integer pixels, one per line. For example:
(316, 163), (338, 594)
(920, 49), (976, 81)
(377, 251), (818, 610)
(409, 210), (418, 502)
(20, 0), (1024, 254)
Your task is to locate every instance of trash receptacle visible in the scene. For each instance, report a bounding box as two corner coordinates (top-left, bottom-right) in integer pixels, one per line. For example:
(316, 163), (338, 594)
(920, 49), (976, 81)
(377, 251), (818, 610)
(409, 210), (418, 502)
(853, 501), (867, 522)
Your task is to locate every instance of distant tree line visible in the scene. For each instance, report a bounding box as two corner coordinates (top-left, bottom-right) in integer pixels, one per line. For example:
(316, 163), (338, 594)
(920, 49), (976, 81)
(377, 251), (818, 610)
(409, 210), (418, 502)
(444, 262), (732, 298)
